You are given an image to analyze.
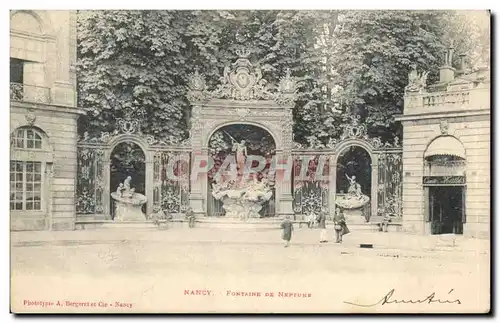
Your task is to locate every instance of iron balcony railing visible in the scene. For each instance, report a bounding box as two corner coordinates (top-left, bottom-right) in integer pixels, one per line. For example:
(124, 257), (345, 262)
(10, 82), (51, 104)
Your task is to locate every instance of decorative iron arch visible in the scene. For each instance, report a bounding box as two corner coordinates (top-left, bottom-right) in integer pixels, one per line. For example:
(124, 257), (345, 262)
(330, 138), (379, 222)
(334, 139), (376, 162)
(107, 134), (151, 159)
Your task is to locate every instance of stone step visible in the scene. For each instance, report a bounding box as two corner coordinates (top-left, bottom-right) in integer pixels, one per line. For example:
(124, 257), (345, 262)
(75, 218), (401, 232)
(76, 220), (157, 230)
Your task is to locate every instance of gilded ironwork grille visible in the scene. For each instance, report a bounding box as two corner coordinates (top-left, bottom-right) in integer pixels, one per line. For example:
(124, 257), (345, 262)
(377, 151), (403, 217)
(152, 151), (190, 214)
(76, 147), (105, 214)
(292, 156), (330, 219)
(207, 184), (224, 216)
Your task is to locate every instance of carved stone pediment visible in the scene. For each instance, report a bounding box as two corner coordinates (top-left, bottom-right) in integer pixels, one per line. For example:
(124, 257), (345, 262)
(211, 49), (272, 101)
(188, 49), (301, 107)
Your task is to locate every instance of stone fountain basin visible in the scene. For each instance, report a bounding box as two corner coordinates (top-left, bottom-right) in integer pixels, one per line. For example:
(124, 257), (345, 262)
(111, 192), (147, 205)
(111, 192), (147, 221)
(335, 195), (370, 210)
(214, 189), (273, 218)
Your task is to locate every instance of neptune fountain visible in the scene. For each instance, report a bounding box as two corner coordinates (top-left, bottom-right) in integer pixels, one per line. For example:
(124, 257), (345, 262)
(111, 176), (147, 221)
(211, 140), (273, 220)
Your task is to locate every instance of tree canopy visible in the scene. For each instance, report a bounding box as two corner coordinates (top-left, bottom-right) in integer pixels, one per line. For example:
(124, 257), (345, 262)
(77, 10), (490, 147)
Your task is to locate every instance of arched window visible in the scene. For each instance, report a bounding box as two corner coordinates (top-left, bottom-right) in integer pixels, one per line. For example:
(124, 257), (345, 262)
(10, 127), (51, 212)
(12, 127), (43, 149)
(10, 11), (43, 34)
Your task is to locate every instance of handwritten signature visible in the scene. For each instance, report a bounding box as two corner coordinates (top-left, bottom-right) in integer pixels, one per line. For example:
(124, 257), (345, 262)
(344, 289), (462, 307)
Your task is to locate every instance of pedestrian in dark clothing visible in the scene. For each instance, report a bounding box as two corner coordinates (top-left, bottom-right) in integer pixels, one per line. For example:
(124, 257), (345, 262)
(280, 215), (294, 247)
(318, 211), (328, 243)
(185, 207), (195, 228)
(333, 207), (350, 243)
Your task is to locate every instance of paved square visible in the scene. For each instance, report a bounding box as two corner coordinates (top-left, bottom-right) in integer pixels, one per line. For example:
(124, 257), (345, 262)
(11, 227), (490, 313)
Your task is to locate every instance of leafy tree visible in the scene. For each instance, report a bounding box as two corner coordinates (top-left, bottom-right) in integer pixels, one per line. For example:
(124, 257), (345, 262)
(77, 10), (193, 141)
(330, 10), (448, 142)
(441, 10), (490, 70)
(77, 10), (488, 149)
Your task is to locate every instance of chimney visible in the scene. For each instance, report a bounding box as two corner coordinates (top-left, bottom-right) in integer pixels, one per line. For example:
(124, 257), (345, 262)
(439, 45), (455, 82)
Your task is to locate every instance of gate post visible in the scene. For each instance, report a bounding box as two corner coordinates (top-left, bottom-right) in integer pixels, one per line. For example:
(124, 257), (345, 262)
(275, 150), (294, 219)
(329, 154), (337, 216)
(102, 156), (111, 220)
(189, 148), (208, 216)
(371, 154), (379, 220)
(145, 151), (154, 217)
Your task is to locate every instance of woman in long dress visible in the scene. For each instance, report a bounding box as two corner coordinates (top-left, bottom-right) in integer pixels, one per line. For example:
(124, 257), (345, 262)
(333, 207), (350, 243)
(280, 215), (294, 248)
(318, 211), (328, 243)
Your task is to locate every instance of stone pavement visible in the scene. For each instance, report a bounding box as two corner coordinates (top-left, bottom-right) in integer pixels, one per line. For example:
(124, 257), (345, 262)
(10, 227), (490, 313)
(11, 226), (489, 256)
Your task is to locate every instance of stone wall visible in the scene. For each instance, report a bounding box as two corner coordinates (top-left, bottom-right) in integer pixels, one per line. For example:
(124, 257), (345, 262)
(401, 115), (490, 239)
(10, 106), (80, 231)
(10, 10), (81, 231)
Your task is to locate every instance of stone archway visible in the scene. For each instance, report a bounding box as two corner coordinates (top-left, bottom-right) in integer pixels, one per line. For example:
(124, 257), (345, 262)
(330, 140), (379, 222)
(204, 120), (281, 150)
(186, 53), (298, 218)
(336, 146), (372, 196)
(206, 123), (277, 217)
(104, 134), (154, 218)
(188, 103), (291, 217)
(423, 135), (467, 235)
(109, 142), (147, 219)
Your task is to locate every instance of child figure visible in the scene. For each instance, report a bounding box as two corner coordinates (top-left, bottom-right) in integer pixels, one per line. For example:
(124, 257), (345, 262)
(185, 207), (195, 228)
(308, 211), (316, 229)
(280, 215), (294, 248)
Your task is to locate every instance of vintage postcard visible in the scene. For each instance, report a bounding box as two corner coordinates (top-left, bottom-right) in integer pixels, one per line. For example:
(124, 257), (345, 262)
(9, 9), (490, 313)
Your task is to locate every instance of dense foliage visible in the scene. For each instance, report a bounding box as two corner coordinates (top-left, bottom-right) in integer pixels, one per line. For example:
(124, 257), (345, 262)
(330, 11), (447, 141)
(77, 11), (193, 140)
(77, 10), (490, 147)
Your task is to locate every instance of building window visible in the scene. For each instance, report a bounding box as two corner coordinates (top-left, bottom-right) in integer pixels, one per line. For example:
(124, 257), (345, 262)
(10, 58), (24, 84)
(10, 58), (25, 101)
(10, 127), (50, 212)
(10, 161), (42, 211)
(12, 128), (43, 149)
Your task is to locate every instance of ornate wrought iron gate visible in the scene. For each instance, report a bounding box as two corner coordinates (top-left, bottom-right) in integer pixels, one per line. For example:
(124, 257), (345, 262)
(292, 155), (330, 219)
(76, 121), (191, 219)
(376, 149), (403, 217)
(152, 150), (191, 215)
(76, 146), (106, 215)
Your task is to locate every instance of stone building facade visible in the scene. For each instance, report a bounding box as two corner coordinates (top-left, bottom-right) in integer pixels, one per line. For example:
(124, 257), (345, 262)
(10, 10), (84, 230)
(396, 51), (490, 239)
